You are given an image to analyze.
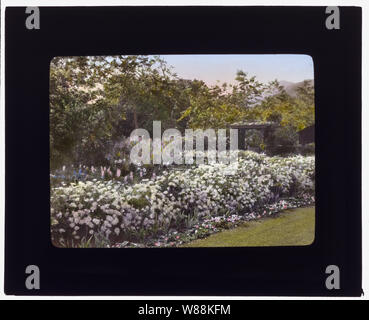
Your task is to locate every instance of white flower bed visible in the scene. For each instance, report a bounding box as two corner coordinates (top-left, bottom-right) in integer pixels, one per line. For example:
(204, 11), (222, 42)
(51, 151), (315, 246)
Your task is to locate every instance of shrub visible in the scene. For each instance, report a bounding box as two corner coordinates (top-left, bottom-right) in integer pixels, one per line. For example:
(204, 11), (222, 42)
(266, 126), (299, 155)
(50, 151), (315, 247)
(299, 143), (315, 156)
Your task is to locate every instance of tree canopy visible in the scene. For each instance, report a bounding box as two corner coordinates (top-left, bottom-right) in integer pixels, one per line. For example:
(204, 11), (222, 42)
(50, 55), (315, 168)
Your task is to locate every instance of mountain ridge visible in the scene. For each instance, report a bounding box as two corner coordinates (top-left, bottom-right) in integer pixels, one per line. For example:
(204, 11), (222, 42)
(279, 79), (314, 97)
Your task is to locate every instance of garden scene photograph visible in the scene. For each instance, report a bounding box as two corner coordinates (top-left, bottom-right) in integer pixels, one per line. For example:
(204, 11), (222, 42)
(50, 54), (315, 248)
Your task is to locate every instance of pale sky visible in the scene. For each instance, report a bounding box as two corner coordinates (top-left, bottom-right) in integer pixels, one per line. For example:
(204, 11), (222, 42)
(158, 54), (314, 86)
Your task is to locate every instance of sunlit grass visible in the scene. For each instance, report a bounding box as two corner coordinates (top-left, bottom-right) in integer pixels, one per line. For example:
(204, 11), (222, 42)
(182, 206), (315, 247)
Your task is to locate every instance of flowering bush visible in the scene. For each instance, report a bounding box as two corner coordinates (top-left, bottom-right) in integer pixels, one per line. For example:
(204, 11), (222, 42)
(114, 195), (315, 248)
(50, 137), (228, 188)
(51, 151), (315, 247)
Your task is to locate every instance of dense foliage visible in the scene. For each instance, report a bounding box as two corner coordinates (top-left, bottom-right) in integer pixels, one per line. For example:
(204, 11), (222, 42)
(50, 56), (315, 168)
(50, 56), (315, 247)
(51, 151), (315, 247)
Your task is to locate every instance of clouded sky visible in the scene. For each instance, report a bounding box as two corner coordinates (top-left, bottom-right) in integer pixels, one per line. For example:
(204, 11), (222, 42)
(159, 54), (314, 86)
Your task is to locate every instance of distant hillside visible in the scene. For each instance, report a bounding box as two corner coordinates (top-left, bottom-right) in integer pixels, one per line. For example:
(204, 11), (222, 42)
(280, 80), (314, 97)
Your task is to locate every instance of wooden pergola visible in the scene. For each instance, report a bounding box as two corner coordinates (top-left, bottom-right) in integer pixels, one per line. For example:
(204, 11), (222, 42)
(230, 121), (280, 150)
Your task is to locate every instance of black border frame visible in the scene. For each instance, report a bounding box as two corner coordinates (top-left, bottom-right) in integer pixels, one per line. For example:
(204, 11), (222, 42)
(5, 6), (362, 296)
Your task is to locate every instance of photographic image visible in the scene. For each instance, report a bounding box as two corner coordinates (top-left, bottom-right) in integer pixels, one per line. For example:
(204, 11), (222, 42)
(4, 4), (363, 298)
(50, 54), (315, 248)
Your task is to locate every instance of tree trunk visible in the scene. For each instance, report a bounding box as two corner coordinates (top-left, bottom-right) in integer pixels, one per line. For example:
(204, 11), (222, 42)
(133, 108), (138, 129)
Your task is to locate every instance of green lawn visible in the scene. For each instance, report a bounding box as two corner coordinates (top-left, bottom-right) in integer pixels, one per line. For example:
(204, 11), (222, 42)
(182, 206), (315, 247)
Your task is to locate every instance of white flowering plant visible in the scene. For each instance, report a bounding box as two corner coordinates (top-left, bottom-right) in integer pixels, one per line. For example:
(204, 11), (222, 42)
(51, 151), (315, 247)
